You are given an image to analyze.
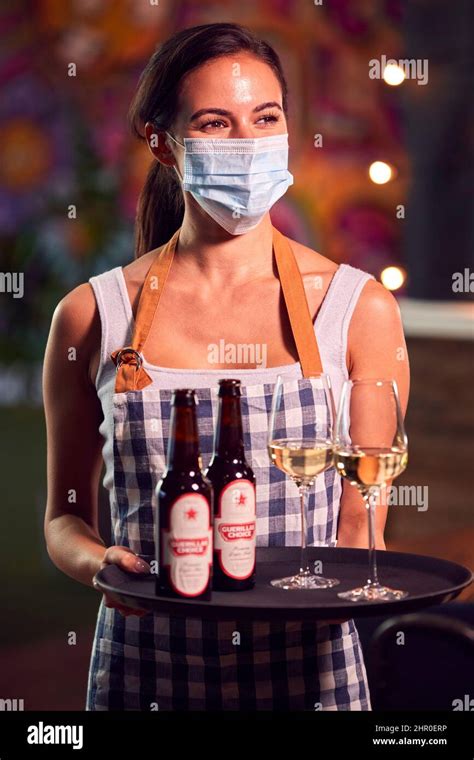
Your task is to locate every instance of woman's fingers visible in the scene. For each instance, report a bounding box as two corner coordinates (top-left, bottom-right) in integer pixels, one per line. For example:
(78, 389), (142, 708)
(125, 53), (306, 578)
(101, 545), (151, 574)
(94, 545), (151, 616)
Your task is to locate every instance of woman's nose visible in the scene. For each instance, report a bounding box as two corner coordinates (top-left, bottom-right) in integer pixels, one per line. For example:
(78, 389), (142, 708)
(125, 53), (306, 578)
(228, 123), (255, 139)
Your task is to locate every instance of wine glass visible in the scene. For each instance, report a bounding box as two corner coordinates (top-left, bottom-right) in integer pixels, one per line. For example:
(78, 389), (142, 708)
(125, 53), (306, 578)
(267, 373), (340, 590)
(333, 378), (408, 602)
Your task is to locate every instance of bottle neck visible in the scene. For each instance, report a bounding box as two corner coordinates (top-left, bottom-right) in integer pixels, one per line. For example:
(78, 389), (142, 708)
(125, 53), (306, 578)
(215, 395), (245, 460)
(167, 405), (201, 470)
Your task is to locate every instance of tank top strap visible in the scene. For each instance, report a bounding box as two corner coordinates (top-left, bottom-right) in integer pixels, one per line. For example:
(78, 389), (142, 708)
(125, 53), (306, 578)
(315, 263), (376, 373)
(88, 267), (133, 386)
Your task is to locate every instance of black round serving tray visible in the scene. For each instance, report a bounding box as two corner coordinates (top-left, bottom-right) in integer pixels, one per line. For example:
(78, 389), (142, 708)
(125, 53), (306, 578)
(94, 547), (472, 622)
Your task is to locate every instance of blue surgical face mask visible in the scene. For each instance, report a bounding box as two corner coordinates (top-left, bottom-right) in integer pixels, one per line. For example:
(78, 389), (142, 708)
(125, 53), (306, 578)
(165, 131), (293, 235)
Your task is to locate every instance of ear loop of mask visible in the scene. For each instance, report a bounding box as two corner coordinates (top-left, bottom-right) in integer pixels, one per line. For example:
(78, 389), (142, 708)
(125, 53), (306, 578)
(164, 130), (185, 182)
(165, 130), (185, 148)
(150, 124), (184, 181)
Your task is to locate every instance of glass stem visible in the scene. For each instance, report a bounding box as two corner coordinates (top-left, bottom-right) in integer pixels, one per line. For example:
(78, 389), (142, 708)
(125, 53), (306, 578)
(298, 483), (310, 576)
(365, 486), (380, 586)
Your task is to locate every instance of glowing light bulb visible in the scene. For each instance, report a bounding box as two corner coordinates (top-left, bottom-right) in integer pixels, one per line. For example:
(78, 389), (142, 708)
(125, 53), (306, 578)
(369, 161), (393, 184)
(383, 63), (406, 86)
(381, 266), (406, 290)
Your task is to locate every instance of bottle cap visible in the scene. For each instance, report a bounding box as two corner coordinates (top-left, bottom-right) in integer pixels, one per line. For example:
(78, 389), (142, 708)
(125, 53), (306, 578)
(217, 379), (242, 397)
(171, 388), (197, 407)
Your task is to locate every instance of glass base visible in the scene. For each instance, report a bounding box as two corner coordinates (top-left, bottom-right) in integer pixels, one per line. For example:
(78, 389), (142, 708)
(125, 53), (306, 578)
(271, 570), (340, 590)
(337, 582), (408, 602)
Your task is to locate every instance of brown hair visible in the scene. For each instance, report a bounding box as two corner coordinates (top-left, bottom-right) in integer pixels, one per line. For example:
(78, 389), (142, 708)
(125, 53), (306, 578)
(128, 22), (289, 257)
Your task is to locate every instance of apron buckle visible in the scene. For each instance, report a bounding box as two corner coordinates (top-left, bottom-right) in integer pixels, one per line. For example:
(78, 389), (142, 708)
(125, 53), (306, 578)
(113, 346), (143, 372)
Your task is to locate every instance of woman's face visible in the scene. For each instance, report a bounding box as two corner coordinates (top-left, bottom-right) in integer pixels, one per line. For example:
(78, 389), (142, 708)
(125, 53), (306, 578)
(147, 53), (288, 172)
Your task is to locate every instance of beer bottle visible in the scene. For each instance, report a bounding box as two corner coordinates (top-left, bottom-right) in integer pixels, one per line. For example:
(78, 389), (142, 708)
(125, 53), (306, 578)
(156, 389), (213, 599)
(205, 379), (256, 591)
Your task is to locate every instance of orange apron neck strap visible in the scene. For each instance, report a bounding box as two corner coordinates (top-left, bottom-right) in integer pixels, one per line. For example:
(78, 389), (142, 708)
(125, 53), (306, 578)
(111, 225), (323, 392)
(272, 226), (323, 378)
(110, 229), (179, 392)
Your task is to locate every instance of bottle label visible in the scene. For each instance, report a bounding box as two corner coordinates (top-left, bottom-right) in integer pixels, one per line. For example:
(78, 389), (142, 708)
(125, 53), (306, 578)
(214, 480), (256, 580)
(162, 493), (212, 597)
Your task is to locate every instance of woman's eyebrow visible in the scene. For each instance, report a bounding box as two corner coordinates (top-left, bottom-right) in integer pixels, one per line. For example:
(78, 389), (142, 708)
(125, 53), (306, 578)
(189, 101), (283, 120)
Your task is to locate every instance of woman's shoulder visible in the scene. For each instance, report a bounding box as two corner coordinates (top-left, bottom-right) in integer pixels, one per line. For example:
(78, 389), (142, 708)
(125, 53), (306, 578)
(121, 245), (164, 281)
(287, 236), (339, 276)
(47, 280), (101, 387)
(52, 281), (99, 335)
(288, 234), (401, 323)
(47, 247), (164, 385)
(289, 236), (391, 297)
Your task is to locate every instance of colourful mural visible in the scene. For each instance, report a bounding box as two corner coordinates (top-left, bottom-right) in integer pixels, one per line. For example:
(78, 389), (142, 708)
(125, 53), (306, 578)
(0, 0), (406, 369)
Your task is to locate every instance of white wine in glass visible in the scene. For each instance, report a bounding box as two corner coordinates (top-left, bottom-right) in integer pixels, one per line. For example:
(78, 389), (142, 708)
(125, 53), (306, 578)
(267, 374), (340, 590)
(333, 379), (408, 602)
(334, 447), (408, 488)
(268, 439), (333, 485)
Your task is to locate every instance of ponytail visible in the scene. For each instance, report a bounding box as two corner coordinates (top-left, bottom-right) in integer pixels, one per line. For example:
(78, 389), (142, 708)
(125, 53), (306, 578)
(134, 161), (184, 259)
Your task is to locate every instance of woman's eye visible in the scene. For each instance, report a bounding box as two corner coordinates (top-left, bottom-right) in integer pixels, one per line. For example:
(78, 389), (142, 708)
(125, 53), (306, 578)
(200, 120), (227, 129)
(196, 112), (280, 131)
(256, 113), (280, 125)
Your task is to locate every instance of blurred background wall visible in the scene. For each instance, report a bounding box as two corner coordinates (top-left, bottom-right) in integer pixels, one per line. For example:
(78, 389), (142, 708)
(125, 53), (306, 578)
(0, 0), (472, 709)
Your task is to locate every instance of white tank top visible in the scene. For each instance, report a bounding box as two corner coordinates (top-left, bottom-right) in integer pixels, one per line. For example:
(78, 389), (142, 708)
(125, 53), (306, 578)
(89, 263), (375, 491)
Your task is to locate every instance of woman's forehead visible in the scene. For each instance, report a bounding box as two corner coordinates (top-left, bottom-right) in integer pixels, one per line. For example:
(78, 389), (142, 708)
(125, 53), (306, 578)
(177, 55), (283, 116)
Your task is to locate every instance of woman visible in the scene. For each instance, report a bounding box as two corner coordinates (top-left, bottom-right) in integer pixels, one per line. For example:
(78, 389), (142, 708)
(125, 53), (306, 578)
(44, 23), (409, 711)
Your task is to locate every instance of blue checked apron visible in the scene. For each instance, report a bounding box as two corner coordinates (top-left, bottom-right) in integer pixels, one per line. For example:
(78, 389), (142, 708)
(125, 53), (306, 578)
(86, 226), (371, 711)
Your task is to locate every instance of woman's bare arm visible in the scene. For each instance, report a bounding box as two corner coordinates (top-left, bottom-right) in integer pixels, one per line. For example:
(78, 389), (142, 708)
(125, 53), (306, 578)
(337, 279), (410, 549)
(43, 282), (150, 622)
(43, 283), (109, 587)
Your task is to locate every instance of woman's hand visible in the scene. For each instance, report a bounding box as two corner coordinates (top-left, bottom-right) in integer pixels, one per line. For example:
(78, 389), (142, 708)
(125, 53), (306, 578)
(93, 546), (151, 617)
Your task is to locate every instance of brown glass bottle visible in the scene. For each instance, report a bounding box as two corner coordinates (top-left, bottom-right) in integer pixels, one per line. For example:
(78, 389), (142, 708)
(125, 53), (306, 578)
(156, 389), (213, 600)
(205, 379), (256, 591)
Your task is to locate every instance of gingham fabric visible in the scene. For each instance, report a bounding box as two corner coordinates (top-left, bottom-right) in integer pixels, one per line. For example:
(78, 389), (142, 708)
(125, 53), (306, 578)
(86, 378), (371, 710)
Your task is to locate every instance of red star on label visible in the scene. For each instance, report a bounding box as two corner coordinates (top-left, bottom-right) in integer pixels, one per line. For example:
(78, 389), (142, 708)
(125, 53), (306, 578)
(237, 493), (247, 505)
(185, 508), (197, 520)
